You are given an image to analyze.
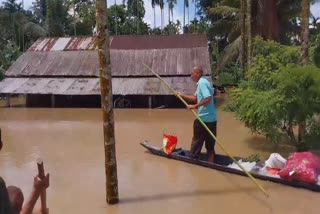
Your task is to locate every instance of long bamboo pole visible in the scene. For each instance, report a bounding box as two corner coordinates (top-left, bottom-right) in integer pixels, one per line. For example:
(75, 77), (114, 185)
(143, 64), (269, 198)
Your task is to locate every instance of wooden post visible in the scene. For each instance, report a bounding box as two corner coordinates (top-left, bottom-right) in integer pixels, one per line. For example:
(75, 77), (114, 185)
(51, 94), (55, 108)
(6, 95), (10, 107)
(95, 0), (119, 204)
(148, 96), (152, 108)
(37, 158), (48, 214)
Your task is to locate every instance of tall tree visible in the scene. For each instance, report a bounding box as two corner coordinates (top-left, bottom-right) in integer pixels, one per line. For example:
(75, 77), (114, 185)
(186, 0), (189, 25)
(192, 0), (197, 19)
(32, 0), (47, 24)
(69, 0), (96, 36)
(46, 0), (69, 36)
(246, 0), (252, 67)
(298, 0), (310, 144)
(183, 0), (186, 31)
(3, 0), (22, 13)
(301, 0), (310, 66)
(152, 0), (158, 28)
(262, 0), (279, 41)
(127, 0), (146, 34)
(167, 0), (176, 23)
(240, 0), (246, 71)
(94, 0), (119, 204)
(159, 0), (164, 30)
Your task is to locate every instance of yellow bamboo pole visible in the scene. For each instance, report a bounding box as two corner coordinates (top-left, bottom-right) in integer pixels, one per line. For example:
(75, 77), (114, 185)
(143, 63), (269, 198)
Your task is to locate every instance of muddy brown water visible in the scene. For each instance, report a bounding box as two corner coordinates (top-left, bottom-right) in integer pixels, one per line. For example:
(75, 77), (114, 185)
(0, 96), (319, 214)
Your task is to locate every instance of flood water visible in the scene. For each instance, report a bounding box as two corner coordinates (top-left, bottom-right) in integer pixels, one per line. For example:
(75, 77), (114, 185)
(0, 96), (319, 214)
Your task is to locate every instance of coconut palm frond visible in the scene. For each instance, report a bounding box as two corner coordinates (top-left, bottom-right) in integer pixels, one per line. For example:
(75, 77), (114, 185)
(229, 21), (241, 38)
(213, 19), (239, 36)
(216, 36), (242, 73)
(208, 6), (239, 18)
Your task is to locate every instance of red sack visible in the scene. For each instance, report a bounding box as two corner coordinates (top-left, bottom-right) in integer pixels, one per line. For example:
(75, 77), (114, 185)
(278, 152), (320, 184)
(163, 134), (178, 155)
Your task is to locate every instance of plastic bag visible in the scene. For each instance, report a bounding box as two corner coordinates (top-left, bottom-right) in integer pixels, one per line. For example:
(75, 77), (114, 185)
(227, 160), (256, 172)
(265, 153), (287, 169)
(163, 134), (178, 155)
(279, 152), (320, 184)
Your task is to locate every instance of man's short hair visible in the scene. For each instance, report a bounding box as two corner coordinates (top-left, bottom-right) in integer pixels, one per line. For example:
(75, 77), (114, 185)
(193, 66), (204, 76)
(7, 186), (24, 214)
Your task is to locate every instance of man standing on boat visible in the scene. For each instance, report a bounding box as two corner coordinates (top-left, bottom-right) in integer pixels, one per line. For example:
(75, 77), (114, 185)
(175, 66), (217, 163)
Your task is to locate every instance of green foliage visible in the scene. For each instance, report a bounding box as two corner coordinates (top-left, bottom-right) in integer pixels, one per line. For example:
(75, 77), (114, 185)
(248, 37), (300, 90)
(162, 20), (181, 35)
(226, 38), (320, 149)
(32, 0), (47, 24)
(106, 3), (150, 35)
(185, 18), (210, 34)
(213, 64), (243, 86)
(127, 0), (145, 19)
(3, 0), (22, 13)
(0, 41), (20, 80)
(313, 36), (320, 68)
(303, 119), (320, 150)
(46, 0), (69, 36)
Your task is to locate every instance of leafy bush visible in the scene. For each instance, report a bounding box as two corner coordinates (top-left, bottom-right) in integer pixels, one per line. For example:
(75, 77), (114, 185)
(226, 37), (320, 150)
(0, 41), (20, 80)
(213, 64), (243, 86)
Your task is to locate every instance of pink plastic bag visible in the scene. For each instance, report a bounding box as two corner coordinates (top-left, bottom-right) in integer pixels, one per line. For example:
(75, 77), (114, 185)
(279, 152), (320, 184)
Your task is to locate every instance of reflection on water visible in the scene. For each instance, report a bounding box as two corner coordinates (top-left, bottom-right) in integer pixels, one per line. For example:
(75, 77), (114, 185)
(0, 95), (318, 214)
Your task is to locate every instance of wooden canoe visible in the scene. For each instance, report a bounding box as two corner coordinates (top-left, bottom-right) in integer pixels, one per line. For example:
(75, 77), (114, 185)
(140, 141), (320, 192)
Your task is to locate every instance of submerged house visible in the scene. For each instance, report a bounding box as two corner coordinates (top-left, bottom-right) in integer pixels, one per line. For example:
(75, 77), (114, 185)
(0, 34), (211, 108)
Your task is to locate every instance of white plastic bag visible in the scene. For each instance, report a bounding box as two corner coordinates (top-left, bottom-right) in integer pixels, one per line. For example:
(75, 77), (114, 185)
(265, 153), (286, 169)
(227, 160), (256, 172)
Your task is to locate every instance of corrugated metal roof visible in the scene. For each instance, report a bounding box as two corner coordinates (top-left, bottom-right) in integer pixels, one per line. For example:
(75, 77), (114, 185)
(109, 34), (208, 50)
(27, 34), (208, 52)
(6, 47), (210, 77)
(0, 77), (210, 95)
(28, 37), (97, 51)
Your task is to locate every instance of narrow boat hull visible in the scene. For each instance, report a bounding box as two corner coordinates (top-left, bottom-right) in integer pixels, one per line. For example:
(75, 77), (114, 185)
(140, 141), (320, 192)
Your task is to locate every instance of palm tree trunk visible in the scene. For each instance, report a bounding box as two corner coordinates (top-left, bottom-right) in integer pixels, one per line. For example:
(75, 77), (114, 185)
(94, 0), (119, 204)
(194, 0), (196, 19)
(247, 0), (252, 68)
(298, 0), (310, 145)
(262, 0), (279, 41)
(183, 1), (185, 33)
(154, 7), (156, 28)
(168, 4), (170, 23)
(73, 1), (76, 36)
(171, 9), (174, 22)
(115, 0), (118, 35)
(188, 5), (189, 25)
(240, 0), (247, 71)
(161, 9), (163, 30)
(301, 0), (310, 65)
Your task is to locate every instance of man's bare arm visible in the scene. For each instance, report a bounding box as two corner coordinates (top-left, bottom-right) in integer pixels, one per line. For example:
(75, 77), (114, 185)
(187, 96), (211, 109)
(175, 92), (197, 103)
